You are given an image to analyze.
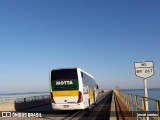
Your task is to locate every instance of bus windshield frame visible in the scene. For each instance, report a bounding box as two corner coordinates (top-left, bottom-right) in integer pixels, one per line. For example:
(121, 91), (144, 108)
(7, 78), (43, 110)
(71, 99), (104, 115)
(51, 68), (79, 91)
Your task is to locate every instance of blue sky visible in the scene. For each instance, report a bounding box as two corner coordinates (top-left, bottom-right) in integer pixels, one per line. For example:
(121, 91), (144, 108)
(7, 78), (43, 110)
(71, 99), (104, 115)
(0, 0), (160, 93)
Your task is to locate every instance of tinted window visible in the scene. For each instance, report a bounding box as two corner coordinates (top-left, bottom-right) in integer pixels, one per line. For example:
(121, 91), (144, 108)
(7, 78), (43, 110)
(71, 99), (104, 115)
(51, 69), (78, 81)
(82, 72), (95, 88)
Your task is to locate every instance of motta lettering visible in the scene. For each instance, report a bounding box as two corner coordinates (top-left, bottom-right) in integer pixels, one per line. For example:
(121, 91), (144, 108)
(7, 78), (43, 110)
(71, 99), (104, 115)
(56, 81), (73, 85)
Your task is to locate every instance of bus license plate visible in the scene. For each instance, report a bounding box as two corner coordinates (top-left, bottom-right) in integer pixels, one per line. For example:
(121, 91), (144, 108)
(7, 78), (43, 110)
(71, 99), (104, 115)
(63, 105), (69, 108)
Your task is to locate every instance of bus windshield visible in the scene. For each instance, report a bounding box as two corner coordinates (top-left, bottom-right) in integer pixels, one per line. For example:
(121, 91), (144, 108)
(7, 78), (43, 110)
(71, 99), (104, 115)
(51, 69), (78, 91)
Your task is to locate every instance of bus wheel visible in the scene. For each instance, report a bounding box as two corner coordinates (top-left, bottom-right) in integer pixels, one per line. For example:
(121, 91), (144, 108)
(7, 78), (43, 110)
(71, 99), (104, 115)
(93, 100), (97, 105)
(86, 99), (91, 111)
(88, 99), (90, 106)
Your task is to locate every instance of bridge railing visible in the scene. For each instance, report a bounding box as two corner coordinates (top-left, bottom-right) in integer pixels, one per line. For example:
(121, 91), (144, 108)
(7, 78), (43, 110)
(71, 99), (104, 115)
(114, 90), (160, 120)
(15, 95), (50, 103)
(0, 95), (50, 111)
(0, 97), (17, 105)
(0, 95), (50, 104)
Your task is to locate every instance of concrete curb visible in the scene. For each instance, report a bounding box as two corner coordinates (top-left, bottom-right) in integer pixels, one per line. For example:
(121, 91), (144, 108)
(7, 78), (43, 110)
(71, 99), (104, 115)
(110, 90), (116, 120)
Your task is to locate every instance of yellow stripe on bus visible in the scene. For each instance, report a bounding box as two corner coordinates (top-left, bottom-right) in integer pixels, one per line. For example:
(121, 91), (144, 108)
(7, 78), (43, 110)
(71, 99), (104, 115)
(88, 87), (94, 103)
(52, 90), (79, 97)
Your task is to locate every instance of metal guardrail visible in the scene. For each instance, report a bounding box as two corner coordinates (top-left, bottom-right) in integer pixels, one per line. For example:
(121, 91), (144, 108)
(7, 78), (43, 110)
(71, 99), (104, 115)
(0, 95), (50, 111)
(0, 95), (50, 104)
(0, 97), (17, 105)
(15, 95), (50, 103)
(114, 90), (160, 120)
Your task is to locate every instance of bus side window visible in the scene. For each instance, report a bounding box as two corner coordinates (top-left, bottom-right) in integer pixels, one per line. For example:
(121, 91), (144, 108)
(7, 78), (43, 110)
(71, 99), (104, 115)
(81, 72), (84, 78)
(96, 84), (99, 89)
(83, 85), (88, 94)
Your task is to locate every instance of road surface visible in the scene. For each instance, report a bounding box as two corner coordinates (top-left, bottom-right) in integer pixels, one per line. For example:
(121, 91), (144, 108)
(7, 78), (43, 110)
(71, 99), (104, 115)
(0, 90), (112, 120)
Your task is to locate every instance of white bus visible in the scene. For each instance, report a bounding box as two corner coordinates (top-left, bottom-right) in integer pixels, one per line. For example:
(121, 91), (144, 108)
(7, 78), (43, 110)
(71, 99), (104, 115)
(50, 68), (99, 110)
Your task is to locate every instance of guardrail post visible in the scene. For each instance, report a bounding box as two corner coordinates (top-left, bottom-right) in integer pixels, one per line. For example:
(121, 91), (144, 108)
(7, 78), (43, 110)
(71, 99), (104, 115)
(129, 94), (132, 110)
(135, 96), (138, 112)
(3, 97), (5, 103)
(156, 101), (160, 120)
(142, 97), (145, 110)
(130, 94), (132, 111)
(142, 97), (147, 120)
(130, 94), (133, 111)
(24, 98), (26, 103)
(127, 93), (129, 110)
(127, 93), (129, 107)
